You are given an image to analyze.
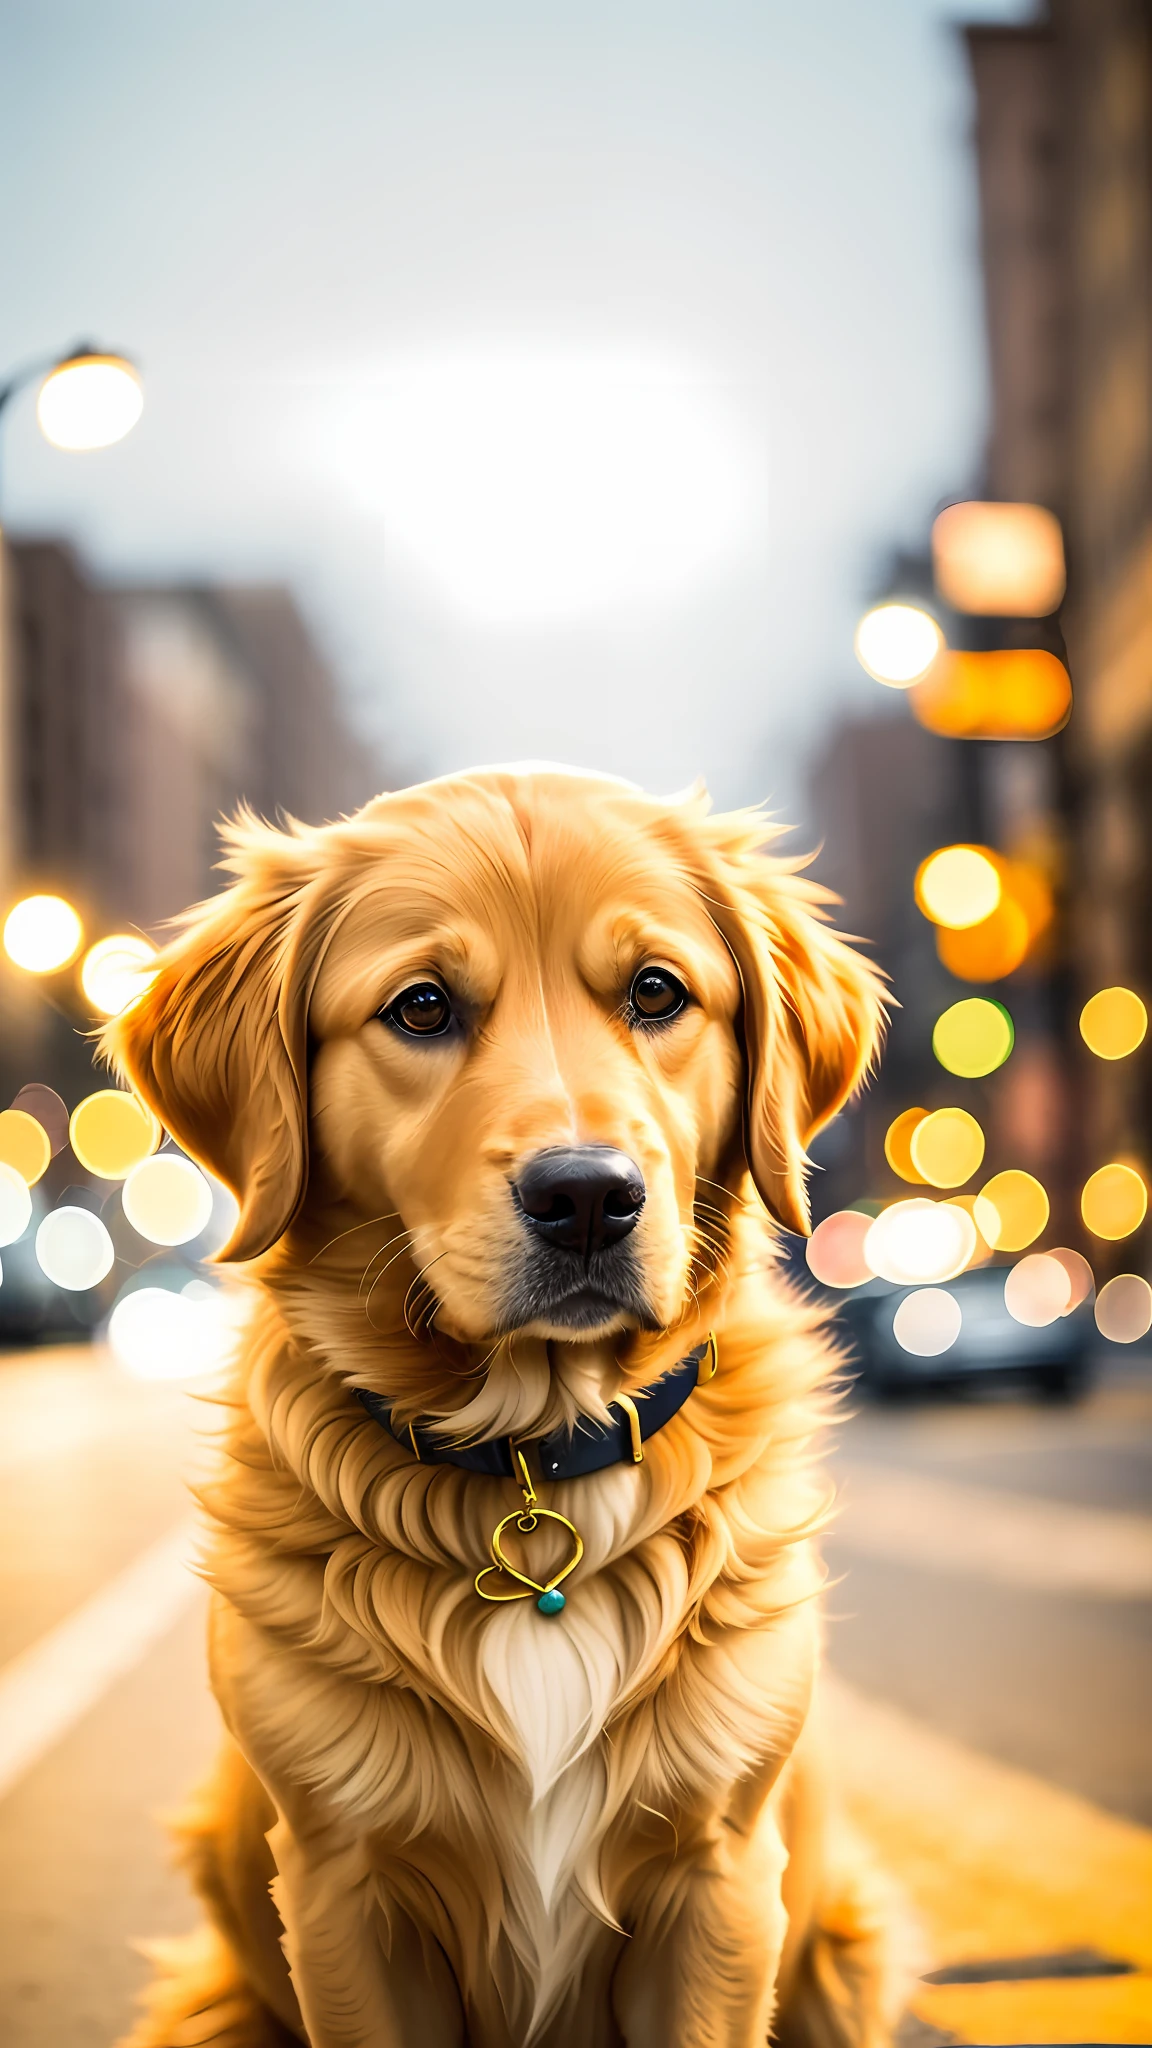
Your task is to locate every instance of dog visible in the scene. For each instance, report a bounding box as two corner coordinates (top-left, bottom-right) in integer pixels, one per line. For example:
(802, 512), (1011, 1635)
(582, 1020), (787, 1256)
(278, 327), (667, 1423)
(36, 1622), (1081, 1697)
(107, 766), (900, 2048)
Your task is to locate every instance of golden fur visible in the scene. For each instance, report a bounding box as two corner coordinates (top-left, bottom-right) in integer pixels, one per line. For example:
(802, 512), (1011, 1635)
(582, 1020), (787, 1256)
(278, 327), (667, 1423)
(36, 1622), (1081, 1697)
(107, 768), (901, 2048)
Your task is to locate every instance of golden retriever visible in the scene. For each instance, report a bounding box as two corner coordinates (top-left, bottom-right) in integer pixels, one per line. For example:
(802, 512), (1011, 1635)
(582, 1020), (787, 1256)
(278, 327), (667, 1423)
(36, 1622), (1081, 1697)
(107, 767), (899, 2048)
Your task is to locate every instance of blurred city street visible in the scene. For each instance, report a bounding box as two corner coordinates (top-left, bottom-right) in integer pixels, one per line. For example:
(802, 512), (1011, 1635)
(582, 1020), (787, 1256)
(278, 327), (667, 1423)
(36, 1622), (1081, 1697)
(0, 1343), (1149, 2047)
(1, 0), (1150, 2042)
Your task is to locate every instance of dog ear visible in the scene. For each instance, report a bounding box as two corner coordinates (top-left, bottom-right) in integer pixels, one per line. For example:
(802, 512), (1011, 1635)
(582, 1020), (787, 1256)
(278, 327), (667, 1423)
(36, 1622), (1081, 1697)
(690, 815), (887, 1236)
(103, 822), (329, 1264)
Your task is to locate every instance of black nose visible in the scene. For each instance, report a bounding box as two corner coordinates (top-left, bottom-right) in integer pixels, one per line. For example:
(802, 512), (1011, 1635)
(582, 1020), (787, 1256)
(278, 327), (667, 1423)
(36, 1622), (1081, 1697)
(514, 1146), (646, 1256)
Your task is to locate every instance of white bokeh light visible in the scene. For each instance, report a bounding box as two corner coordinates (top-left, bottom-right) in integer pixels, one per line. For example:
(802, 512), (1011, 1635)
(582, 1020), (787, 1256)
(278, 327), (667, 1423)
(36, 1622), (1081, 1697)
(122, 1154), (214, 1246)
(0, 1163), (33, 1248)
(854, 603), (943, 687)
(304, 347), (766, 625)
(864, 1199), (977, 1286)
(80, 933), (157, 1016)
(35, 1207), (115, 1290)
(108, 1283), (244, 1380)
(892, 1287), (962, 1356)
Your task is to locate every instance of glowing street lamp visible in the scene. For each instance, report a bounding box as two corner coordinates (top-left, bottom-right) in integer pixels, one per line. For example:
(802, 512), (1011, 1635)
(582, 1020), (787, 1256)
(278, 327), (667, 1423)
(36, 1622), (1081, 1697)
(0, 341), (143, 491)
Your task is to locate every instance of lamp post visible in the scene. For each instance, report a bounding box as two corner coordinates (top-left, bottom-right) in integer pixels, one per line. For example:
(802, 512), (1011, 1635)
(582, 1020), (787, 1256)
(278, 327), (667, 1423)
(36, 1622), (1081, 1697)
(0, 341), (143, 503)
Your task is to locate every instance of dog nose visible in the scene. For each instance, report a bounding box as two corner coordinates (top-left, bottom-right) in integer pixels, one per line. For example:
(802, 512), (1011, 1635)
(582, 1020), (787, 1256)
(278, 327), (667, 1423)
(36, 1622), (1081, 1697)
(514, 1147), (646, 1256)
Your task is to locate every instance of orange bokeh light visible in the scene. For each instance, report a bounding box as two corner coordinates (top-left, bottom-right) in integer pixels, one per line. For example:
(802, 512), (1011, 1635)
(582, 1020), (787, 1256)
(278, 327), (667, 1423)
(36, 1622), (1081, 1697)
(884, 1107), (930, 1185)
(935, 852), (1053, 984)
(931, 501), (1066, 615)
(910, 649), (1072, 740)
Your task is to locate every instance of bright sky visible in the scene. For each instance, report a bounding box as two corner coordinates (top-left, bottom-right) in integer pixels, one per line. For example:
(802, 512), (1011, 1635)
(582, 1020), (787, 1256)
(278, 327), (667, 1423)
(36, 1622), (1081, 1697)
(1, 0), (1029, 820)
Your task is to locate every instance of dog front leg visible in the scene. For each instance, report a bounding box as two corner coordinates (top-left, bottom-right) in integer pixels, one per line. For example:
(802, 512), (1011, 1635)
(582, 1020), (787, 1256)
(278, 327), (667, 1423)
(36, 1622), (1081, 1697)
(612, 1812), (789, 2048)
(268, 1822), (464, 2048)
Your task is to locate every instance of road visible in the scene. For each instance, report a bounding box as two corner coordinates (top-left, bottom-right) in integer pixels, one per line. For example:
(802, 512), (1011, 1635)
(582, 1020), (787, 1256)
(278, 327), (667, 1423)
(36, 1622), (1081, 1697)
(0, 1343), (1148, 2047)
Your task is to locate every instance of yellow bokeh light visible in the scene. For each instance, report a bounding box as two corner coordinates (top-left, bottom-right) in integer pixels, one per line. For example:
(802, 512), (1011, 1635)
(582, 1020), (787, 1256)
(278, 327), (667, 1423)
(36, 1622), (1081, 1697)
(1080, 987), (1148, 1061)
(1095, 1275), (1152, 1345)
(80, 933), (157, 1017)
(974, 1169), (1050, 1252)
(910, 648), (1072, 740)
(36, 353), (143, 451)
(932, 998), (1014, 1077)
(884, 1108), (929, 1185)
(0, 1108), (51, 1186)
(69, 1090), (161, 1180)
(909, 1107), (986, 1189)
(931, 501), (1066, 616)
(854, 603), (944, 687)
(3, 894), (84, 973)
(915, 846), (1002, 930)
(1081, 1162), (1148, 1241)
(121, 1153), (214, 1246)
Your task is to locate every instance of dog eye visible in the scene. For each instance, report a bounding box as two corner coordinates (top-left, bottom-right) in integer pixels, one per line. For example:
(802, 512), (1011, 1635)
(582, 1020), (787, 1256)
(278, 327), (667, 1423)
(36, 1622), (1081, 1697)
(629, 967), (688, 1024)
(383, 983), (453, 1037)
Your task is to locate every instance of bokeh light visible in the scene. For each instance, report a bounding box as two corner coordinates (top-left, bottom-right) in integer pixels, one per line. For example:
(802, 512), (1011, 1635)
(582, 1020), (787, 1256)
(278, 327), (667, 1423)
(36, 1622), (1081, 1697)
(884, 1108), (929, 1185)
(108, 1284), (239, 1381)
(1003, 1253), (1073, 1328)
(931, 501), (1066, 615)
(944, 1193), (995, 1269)
(1079, 987), (1147, 1061)
(854, 603), (944, 687)
(121, 1153), (214, 1246)
(0, 1163), (33, 1247)
(806, 1209), (874, 1288)
(864, 1199), (977, 1285)
(909, 1107), (986, 1188)
(937, 896), (1031, 983)
(3, 894), (84, 973)
(892, 1287), (963, 1357)
(1094, 1275), (1152, 1345)
(910, 648), (1072, 740)
(9, 1084), (69, 1155)
(915, 846), (1002, 929)
(974, 1170), (1050, 1252)
(35, 1206), (115, 1289)
(1048, 1247), (1095, 1314)
(36, 353), (143, 450)
(932, 998), (1014, 1077)
(80, 933), (157, 1017)
(0, 1109), (51, 1186)
(69, 1090), (161, 1179)
(1081, 1162), (1148, 1241)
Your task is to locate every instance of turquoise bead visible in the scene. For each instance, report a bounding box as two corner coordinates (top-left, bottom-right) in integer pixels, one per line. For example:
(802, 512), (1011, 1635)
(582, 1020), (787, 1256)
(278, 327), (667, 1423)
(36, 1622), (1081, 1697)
(536, 1588), (566, 1615)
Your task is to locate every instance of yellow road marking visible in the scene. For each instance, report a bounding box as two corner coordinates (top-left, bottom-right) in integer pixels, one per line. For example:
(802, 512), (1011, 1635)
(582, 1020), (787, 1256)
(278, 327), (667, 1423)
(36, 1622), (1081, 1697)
(825, 1673), (1152, 2043)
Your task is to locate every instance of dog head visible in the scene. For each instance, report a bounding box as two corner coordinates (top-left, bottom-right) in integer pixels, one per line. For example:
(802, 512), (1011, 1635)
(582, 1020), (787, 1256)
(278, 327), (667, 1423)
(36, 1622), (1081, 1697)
(106, 770), (884, 1352)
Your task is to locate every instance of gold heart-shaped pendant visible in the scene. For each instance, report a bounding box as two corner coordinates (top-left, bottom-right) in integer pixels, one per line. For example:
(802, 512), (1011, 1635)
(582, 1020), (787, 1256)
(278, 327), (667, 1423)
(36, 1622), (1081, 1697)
(475, 1507), (584, 1613)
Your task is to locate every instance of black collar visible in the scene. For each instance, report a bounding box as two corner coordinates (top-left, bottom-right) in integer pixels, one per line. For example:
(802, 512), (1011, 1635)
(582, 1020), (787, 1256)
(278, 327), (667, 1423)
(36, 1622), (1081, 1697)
(354, 1334), (716, 1482)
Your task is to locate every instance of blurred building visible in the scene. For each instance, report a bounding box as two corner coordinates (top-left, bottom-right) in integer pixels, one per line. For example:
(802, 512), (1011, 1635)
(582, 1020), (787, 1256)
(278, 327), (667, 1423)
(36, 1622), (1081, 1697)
(966, 0), (1152, 1242)
(0, 535), (389, 1102)
(0, 539), (385, 933)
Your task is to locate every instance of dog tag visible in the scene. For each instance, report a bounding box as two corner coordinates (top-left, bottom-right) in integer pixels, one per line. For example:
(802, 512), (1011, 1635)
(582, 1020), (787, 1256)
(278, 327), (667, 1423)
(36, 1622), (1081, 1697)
(475, 1506), (584, 1613)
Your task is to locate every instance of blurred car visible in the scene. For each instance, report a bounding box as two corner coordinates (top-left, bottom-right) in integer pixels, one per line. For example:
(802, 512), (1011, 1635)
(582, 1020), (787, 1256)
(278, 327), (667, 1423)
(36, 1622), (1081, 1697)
(0, 1227), (104, 1346)
(829, 1265), (1095, 1401)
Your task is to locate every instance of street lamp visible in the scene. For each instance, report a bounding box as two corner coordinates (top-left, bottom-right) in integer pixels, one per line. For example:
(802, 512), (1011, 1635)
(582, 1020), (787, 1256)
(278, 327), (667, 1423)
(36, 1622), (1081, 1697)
(0, 340), (143, 492)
